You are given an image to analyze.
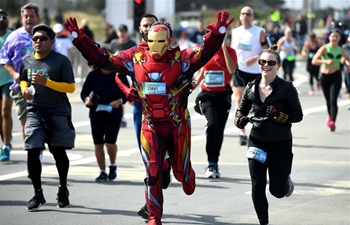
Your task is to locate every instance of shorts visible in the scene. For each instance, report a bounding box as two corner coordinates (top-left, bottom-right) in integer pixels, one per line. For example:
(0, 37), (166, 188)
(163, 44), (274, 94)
(10, 89), (27, 120)
(90, 118), (121, 144)
(24, 110), (75, 150)
(0, 83), (12, 99)
(232, 69), (261, 87)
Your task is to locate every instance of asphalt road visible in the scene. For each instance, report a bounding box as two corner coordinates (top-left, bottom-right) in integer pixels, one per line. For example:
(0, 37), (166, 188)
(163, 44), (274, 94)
(0, 60), (349, 225)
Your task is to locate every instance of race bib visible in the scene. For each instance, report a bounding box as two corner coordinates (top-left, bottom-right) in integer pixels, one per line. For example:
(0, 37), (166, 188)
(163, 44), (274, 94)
(143, 82), (166, 95)
(308, 52), (315, 59)
(204, 70), (225, 87)
(246, 147), (267, 163)
(238, 42), (252, 51)
(96, 104), (113, 113)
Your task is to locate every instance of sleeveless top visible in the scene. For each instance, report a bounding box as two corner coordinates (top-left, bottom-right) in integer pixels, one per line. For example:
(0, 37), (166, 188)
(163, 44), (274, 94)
(279, 38), (296, 61)
(231, 25), (265, 74)
(321, 44), (342, 67)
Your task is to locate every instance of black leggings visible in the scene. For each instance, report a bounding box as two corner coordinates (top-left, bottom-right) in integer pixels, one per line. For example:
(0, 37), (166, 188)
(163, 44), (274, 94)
(27, 146), (69, 191)
(320, 71), (342, 121)
(282, 59), (295, 81)
(248, 136), (293, 225)
(200, 92), (231, 164)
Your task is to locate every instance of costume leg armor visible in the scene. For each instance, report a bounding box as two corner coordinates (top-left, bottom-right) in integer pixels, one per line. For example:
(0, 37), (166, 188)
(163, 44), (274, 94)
(141, 124), (167, 224)
(170, 119), (196, 195)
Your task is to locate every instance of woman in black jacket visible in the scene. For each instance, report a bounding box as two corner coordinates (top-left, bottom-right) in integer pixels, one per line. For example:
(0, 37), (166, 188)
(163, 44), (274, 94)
(234, 45), (303, 225)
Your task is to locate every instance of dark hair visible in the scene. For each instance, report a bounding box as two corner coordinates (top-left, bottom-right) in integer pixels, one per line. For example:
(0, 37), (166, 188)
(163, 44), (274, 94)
(261, 44), (281, 64)
(309, 33), (316, 39)
(140, 13), (158, 22)
(21, 3), (40, 17)
(32, 24), (55, 40)
(151, 21), (172, 39)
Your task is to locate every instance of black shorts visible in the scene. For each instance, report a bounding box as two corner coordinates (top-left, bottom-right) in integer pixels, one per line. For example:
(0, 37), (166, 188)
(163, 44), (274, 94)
(232, 69), (261, 87)
(90, 118), (121, 144)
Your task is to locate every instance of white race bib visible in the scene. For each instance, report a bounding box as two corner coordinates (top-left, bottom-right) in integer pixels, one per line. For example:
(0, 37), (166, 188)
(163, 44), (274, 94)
(204, 70), (225, 87)
(96, 104), (113, 113)
(246, 147), (267, 163)
(143, 82), (166, 95)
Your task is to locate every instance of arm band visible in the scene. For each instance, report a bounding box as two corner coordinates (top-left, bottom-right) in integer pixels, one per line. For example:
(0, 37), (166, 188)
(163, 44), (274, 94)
(261, 40), (269, 46)
(45, 79), (76, 93)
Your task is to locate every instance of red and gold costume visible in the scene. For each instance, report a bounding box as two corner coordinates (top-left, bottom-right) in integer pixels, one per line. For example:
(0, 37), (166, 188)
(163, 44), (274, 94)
(65, 11), (233, 225)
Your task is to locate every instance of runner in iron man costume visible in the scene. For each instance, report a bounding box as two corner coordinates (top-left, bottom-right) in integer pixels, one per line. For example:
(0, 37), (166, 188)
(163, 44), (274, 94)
(64, 11), (234, 225)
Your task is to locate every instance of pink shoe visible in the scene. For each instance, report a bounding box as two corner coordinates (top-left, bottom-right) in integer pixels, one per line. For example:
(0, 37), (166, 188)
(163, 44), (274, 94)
(329, 121), (336, 132)
(317, 85), (321, 91)
(308, 90), (314, 96)
(326, 116), (331, 127)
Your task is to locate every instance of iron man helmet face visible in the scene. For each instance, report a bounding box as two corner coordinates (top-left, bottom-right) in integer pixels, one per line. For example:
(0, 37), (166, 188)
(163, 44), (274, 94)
(147, 25), (171, 59)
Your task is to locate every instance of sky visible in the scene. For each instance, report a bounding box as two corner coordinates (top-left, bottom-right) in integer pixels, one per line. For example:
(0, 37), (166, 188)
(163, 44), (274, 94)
(284, 0), (350, 10)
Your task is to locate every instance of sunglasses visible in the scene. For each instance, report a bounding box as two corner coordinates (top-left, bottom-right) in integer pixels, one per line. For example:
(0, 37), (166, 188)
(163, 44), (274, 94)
(0, 15), (8, 20)
(241, 12), (251, 16)
(258, 59), (277, 66)
(32, 36), (50, 42)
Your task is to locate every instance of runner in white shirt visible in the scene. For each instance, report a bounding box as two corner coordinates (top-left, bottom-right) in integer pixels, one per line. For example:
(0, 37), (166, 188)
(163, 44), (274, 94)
(231, 6), (269, 145)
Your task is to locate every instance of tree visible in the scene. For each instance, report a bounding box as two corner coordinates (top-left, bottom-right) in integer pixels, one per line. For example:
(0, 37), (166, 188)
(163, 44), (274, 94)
(0, 0), (27, 16)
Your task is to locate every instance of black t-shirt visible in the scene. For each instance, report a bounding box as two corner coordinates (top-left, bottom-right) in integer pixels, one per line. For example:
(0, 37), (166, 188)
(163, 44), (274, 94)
(20, 51), (75, 116)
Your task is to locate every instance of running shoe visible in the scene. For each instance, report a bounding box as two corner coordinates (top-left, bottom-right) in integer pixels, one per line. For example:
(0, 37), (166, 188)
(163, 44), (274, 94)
(326, 115), (331, 127)
(0, 146), (10, 161)
(108, 165), (117, 181)
(308, 90), (314, 96)
(204, 165), (220, 178)
(162, 158), (171, 189)
(56, 186), (70, 208)
(137, 204), (149, 219)
(214, 165), (221, 178)
(95, 171), (107, 182)
(120, 118), (127, 128)
(27, 191), (46, 211)
(285, 175), (294, 197)
(328, 121), (336, 132)
(239, 135), (248, 146)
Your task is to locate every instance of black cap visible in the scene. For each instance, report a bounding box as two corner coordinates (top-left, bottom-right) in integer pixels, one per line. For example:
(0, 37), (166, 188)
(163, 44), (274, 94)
(0, 9), (8, 16)
(118, 24), (128, 32)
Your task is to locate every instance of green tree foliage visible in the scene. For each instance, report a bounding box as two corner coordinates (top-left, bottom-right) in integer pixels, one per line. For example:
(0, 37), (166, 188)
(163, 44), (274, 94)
(0, 0), (27, 16)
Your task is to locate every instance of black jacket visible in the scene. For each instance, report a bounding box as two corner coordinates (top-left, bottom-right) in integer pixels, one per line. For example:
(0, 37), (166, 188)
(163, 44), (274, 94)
(235, 76), (303, 142)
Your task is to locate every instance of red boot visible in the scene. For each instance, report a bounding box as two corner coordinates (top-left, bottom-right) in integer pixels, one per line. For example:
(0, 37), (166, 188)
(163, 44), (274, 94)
(181, 169), (196, 195)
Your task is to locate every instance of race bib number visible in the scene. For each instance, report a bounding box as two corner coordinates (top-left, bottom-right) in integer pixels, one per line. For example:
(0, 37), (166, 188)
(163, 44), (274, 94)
(238, 42), (252, 51)
(204, 70), (225, 87)
(308, 52), (315, 59)
(246, 147), (267, 163)
(143, 82), (166, 95)
(96, 104), (113, 113)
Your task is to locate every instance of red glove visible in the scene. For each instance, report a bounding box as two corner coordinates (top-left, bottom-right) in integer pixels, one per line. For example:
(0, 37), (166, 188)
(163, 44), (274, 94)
(266, 105), (279, 117)
(64, 17), (85, 41)
(211, 10), (235, 36)
(115, 74), (138, 102)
